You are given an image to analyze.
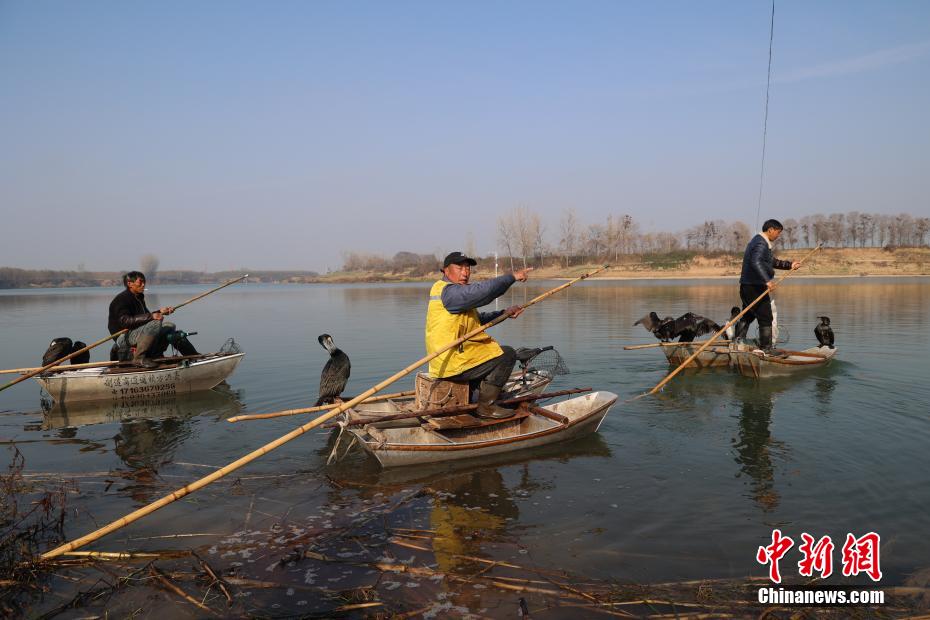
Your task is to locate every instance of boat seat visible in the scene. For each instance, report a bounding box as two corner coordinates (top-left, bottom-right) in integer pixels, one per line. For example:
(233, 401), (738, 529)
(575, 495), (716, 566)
(424, 408), (531, 431)
(414, 373), (470, 411)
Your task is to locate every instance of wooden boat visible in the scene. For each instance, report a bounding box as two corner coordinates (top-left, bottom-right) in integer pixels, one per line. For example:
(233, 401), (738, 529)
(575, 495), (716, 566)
(344, 368), (554, 428)
(34, 351), (244, 403)
(729, 344), (837, 378)
(662, 342), (732, 368)
(345, 390), (618, 468)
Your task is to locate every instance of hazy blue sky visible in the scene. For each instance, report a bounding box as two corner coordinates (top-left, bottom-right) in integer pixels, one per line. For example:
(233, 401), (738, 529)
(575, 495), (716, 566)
(2, 1), (929, 272)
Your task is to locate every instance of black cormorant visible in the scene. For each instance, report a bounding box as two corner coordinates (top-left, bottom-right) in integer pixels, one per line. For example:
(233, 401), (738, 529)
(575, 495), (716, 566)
(815, 316), (834, 348)
(315, 334), (351, 406)
(725, 306), (741, 340)
(635, 312), (721, 342)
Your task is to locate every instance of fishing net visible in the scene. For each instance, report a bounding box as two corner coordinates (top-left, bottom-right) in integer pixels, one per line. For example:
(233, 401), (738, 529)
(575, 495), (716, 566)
(219, 338), (242, 355)
(504, 346), (569, 398)
(519, 345), (570, 376)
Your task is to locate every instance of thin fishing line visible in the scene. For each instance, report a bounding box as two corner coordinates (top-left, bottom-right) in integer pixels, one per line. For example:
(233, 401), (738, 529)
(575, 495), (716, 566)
(755, 0), (775, 230)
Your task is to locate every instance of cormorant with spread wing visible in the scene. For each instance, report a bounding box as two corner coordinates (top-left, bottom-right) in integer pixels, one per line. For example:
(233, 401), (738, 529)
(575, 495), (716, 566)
(315, 334), (351, 406)
(634, 311), (722, 342)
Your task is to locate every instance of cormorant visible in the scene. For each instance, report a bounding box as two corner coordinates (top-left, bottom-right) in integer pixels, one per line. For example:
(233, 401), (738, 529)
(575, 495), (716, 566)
(635, 312), (721, 342)
(815, 316), (834, 348)
(42, 338), (73, 366)
(315, 334), (350, 406)
(70, 341), (90, 364)
(725, 306), (741, 340)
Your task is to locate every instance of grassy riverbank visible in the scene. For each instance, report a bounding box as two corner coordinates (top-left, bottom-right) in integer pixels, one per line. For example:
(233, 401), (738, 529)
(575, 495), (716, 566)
(314, 247), (930, 283)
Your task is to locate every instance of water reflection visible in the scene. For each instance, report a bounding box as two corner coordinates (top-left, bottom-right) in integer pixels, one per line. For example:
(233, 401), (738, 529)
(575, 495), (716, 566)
(329, 434), (610, 570)
(730, 379), (790, 512)
(42, 387), (245, 503)
(42, 384), (244, 429)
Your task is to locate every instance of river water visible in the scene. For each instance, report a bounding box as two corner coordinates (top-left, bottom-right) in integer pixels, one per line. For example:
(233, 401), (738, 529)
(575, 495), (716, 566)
(1, 278), (928, 615)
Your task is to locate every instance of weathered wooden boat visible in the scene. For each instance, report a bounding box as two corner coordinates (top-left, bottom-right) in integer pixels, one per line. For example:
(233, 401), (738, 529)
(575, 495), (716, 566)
(343, 368), (554, 428)
(34, 351), (244, 403)
(345, 390), (618, 468)
(662, 342), (732, 368)
(729, 344), (837, 378)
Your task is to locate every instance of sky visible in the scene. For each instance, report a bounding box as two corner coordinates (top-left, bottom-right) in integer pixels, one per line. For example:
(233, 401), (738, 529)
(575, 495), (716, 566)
(2, 1), (929, 272)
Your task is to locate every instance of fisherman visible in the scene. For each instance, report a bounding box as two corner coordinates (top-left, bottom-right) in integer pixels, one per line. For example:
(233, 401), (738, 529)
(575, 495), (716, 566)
(425, 252), (531, 419)
(735, 220), (800, 354)
(108, 271), (198, 367)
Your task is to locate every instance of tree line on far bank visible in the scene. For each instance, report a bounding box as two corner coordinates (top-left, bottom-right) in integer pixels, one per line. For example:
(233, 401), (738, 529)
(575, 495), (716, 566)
(0, 267), (319, 289)
(340, 209), (930, 274)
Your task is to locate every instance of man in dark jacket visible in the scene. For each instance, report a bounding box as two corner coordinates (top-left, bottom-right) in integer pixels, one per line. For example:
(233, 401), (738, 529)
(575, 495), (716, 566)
(108, 271), (197, 367)
(735, 219), (799, 353)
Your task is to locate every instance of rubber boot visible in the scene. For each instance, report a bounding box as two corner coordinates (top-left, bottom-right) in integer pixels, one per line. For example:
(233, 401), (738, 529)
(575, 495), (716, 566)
(474, 382), (510, 419)
(132, 334), (159, 369)
(758, 326), (775, 355)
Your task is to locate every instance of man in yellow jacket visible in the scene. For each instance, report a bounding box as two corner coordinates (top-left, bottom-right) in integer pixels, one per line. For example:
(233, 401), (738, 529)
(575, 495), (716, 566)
(425, 252), (531, 418)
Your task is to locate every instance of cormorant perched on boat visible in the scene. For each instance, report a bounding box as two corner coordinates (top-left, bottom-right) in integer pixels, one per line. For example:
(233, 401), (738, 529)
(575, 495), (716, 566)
(70, 341), (90, 364)
(315, 334), (351, 406)
(815, 316), (835, 348)
(42, 338), (73, 366)
(725, 306), (741, 341)
(634, 312), (721, 342)
(633, 312), (674, 341)
(41, 338), (91, 366)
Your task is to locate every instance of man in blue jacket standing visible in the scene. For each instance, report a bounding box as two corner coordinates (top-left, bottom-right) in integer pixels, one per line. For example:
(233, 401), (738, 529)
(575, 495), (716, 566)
(735, 219), (799, 354)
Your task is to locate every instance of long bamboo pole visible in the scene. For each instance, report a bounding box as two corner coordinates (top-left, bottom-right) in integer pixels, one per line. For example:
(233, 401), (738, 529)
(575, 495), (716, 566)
(623, 340), (733, 351)
(40, 266), (608, 559)
(0, 275), (248, 393)
(226, 390), (415, 423)
(640, 245), (821, 397)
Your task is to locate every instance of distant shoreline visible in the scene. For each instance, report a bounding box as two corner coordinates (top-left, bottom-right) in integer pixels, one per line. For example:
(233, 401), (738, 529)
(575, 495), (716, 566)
(2, 247), (928, 289)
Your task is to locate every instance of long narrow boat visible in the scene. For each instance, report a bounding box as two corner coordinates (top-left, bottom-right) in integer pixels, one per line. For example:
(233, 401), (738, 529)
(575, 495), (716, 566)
(729, 344), (836, 378)
(662, 342), (732, 368)
(346, 390), (618, 468)
(35, 351), (244, 403)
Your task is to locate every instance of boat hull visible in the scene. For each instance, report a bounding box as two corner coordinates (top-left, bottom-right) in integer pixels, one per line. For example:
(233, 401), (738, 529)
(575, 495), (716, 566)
(662, 343), (732, 368)
(730, 345), (836, 378)
(35, 353), (244, 403)
(350, 391), (617, 468)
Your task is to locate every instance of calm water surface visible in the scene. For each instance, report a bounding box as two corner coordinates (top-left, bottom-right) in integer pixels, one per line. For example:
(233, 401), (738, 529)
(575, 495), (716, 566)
(1, 279), (928, 611)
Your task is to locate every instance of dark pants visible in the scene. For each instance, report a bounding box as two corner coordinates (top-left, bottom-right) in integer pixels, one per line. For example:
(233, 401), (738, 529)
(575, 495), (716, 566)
(446, 346), (517, 398)
(739, 284), (774, 329)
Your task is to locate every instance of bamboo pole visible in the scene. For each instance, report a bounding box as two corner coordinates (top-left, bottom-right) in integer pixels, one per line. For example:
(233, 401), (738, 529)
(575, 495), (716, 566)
(226, 390), (415, 423)
(623, 340), (733, 351)
(40, 265), (607, 560)
(640, 245), (821, 397)
(0, 275), (248, 393)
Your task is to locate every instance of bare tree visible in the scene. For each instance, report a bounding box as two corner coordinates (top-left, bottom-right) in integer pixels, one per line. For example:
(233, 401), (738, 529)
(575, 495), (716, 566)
(497, 213), (517, 271)
(140, 254), (160, 281)
(558, 208), (579, 266)
(782, 218), (798, 249)
(730, 221), (751, 252)
(464, 231), (476, 258)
